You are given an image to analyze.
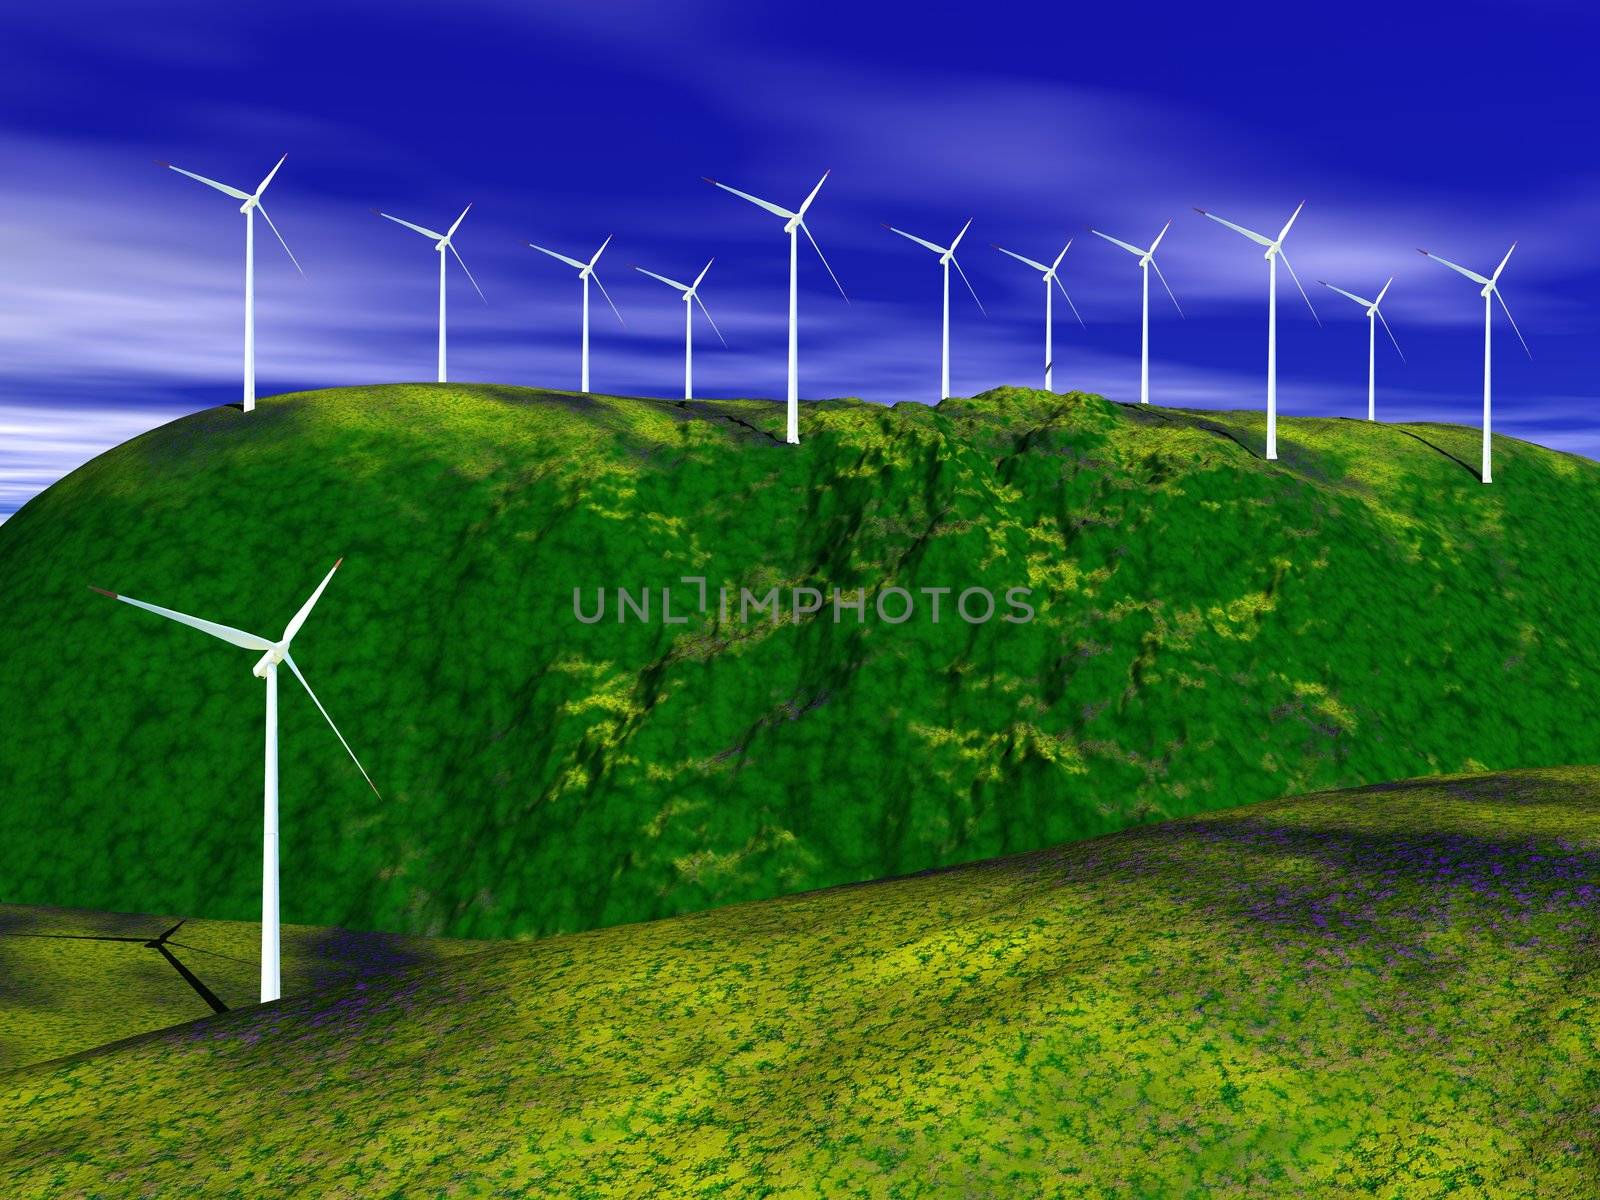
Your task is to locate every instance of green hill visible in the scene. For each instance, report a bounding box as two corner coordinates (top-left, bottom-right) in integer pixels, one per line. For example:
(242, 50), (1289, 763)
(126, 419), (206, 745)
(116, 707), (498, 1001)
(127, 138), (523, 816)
(3, 767), (1597, 1198)
(3, 385), (1600, 939)
(0, 904), (501, 1071)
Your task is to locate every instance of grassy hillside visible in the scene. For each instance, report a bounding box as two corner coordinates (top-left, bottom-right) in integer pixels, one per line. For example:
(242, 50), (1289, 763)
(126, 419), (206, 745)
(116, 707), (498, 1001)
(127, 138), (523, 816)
(3, 767), (1597, 1198)
(0, 904), (500, 1070)
(3, 385), (1600, 939)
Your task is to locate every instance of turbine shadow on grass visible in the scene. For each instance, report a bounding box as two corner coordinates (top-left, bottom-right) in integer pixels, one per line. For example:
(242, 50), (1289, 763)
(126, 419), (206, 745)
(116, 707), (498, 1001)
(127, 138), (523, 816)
(2, 919), (230, 1014)
(1386, 425), (1482, 481)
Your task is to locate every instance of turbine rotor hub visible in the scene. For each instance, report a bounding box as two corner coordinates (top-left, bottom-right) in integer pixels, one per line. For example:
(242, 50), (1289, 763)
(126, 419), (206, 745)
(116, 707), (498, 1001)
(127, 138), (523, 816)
(252, 643), (287, 679)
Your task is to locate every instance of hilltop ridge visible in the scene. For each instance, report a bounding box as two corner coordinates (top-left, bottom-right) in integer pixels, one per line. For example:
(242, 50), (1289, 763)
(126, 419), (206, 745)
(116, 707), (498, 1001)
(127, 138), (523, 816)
(2, 384), (1599, 938)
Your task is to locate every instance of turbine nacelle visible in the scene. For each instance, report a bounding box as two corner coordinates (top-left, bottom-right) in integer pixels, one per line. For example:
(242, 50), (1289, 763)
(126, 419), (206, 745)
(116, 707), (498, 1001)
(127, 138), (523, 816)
(252, 643), (287, 679)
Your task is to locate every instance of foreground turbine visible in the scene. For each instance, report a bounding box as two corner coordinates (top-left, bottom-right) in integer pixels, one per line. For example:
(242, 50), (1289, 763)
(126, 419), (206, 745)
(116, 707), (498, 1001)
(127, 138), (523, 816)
(1090, 221), (1182, 405)
(632, 259), (724, 400)
(884, 218), (986, 401)
(993, 240), (1083, 392)
(159, 154), (302, 413)
(1195, 202), (1320, 459)
(1419, 243), (1530, 484)
(1318, 278), (1404, 421)
(705, 171), (848, 444)
(89, 561), (379, 1004)
(527, 236), (625, 394)
(374, 205), (484, 383)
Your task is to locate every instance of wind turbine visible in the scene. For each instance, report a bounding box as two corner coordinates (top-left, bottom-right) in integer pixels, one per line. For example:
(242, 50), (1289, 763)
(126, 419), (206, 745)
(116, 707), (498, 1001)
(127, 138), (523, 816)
(373, 205), (484, 384)
(1194, 202), (1320, 460)
(1089, 221), (1182, 405)
(1318, 277), (1403, 422)
(89, 560), (379, 1004)
(993, 240), (1083, 392)
(705, 171), (848, 444)
(1419, 243), (1530, 484)
(158, 154), (302, 413)
(884, 219), (986, 401)
(632, 259), (724, 400)
(526, 236), (625, 394)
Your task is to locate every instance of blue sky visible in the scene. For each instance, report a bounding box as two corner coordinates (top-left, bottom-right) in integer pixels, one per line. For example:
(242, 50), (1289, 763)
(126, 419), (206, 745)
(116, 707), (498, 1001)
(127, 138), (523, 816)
(3, 0), (1597, 519)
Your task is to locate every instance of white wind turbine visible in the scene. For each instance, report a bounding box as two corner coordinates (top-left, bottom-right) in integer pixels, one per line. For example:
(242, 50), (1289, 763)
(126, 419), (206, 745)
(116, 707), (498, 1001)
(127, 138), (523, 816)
(884, 218), (986, 401)
(705, 171), (849, 444)
(1419, 243), (1530, 484)
(90, 561), (378, 1004)
(1318, 277), (1404, 422)
(1089, 221), (1183, 405)
(632, 259), (724, 400)
(373, 205), (484, 383)
(993, 240), (1084, 391)
(159, 154), (303, 413)
(1194, 202), (1320, 459)
(526, 236), (625, 394)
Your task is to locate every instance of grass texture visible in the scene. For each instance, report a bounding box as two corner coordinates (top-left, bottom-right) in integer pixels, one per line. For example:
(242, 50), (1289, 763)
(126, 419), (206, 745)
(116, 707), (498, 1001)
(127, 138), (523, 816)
(2, 766), (1596, 1198)
(3, 386), (1600, 939)
(0, 904), (499, 1071)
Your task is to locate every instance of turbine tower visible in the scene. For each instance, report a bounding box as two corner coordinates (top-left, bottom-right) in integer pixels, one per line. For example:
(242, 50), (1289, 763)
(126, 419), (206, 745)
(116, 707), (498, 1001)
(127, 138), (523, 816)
(374, 205), (484, 384)
(159, 154), (302, 413)
(705, 171), (848, 444)
(883, 219), (986, 401)
(1195, 202), (1320, 459)
(1419, 243), (1531, 484)
(526, 236), (625, 394)
(1318, 278), (1403, 422)
(632, 259), (724, 400)
(90, 560), (379, 1004)
(1089, 221), (1182, 405)
(993, 240), (1083, 392)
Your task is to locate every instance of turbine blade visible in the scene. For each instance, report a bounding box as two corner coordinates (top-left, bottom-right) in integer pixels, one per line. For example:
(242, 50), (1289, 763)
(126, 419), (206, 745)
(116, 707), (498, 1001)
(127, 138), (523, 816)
(885, 225), (947, 256)
(254, 153), (288, 197)
(526, 242), (588, 271)
(1276, 200), (1306, 244)
(592, 273), (625, 327)
(951, 256), (986, 316)
(588, 234), (612, 268)
(1493, 241), (1517, 282)
(801, 221), (849, 302)
(1495, 289), (1533, 359)
(281, 558), (341, 645)
(450, 243), (487, 302)
(949, 218), (973, 253)
(376, 211), (447, 241)
(1374, 276), (1394, 306)
(692, 257), (714, 289)
(447, 204), (472, 238)
(994, 245), (1049, 273)
(695, 294), (727, 346)
(1376, 308), (1406, 363)
(796, 170), (830, 217)
(1055, 275), (1086, 327)
(1091, 229), (1145, 258)
(1151, 259), (1184, 318)
(1051, 240), (1072, 271)
(1419, 250), (1491, 287)
(1148, 220), (1173, 255)
(89, 587), (274, 652)
(256, 205), (304, 275)
(162, 163), (251, 201)
(1319, 281), (1371, 308)
(704, 178), (795, 221)
(282, 653), (381, 797)
(1195, 209), (1275, 249)
(1279, 252), (1321, 326)
(634, 266), (689, 292)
